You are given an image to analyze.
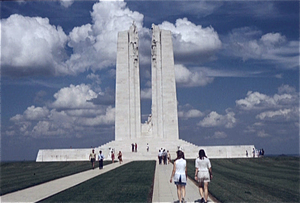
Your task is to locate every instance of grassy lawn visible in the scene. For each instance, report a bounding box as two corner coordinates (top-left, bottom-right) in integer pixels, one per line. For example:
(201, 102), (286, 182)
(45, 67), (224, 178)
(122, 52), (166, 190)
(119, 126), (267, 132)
(0, 160), (113, 195)
(38, 161), (156, 203)
(187, 156), (300, 203)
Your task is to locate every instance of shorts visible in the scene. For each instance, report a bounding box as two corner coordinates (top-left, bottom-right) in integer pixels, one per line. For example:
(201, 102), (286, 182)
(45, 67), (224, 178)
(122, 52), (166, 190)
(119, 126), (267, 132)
(175, 175), (186, 186)
(91, 158), (95, 163)
(197, 171), (210, 183)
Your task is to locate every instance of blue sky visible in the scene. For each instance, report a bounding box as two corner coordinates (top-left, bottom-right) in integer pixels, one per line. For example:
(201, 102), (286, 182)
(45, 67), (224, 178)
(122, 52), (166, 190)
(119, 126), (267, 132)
(1, 0), (299, 161)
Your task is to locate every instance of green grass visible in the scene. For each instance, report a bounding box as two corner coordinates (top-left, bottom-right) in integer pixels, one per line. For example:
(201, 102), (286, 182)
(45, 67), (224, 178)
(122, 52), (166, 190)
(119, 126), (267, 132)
(3, 157), (299, 202)
(187, 156), (300, 203)
(0, 160), (112, 195)
(38, 161), (156, 203)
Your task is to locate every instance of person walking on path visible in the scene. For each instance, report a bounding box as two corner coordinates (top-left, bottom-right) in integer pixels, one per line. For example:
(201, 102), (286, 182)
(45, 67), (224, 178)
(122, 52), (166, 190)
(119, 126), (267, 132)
(170, 150), (187, 203)
(135, 143), (137, 152)
(118, 151), (123, 164)
(158, 150), (162, 164)
(163, 149), (168, 165)
(167, 150), (171, 164)
(111, 151), (115, 163)
(89, 149), (96, 169)
(195, 149), (212, 203)
(98, 150), (104, 169)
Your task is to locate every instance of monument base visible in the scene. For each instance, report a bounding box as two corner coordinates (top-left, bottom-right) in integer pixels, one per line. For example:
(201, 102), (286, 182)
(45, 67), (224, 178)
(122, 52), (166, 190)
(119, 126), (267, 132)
(36, 138), (255, 162)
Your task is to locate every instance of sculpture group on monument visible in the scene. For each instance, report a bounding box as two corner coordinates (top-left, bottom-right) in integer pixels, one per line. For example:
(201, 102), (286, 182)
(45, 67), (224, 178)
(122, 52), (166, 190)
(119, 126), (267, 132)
(36, 24), (254, 162)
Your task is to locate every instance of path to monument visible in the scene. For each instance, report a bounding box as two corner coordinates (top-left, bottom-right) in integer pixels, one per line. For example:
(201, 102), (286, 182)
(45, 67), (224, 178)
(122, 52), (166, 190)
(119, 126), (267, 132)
(1, 161), (131, 202)
(1, 160), (217, 203)
(152, 160), (216, 203)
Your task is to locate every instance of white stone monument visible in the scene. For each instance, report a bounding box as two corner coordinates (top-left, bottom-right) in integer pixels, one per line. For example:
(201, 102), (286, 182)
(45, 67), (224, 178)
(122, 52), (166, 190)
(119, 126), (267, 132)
(36, 23), (255, 162)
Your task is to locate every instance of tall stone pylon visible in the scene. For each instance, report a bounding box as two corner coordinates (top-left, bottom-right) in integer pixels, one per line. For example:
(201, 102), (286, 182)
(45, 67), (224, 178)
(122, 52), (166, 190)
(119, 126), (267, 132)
(115, 23), (141, 141)
(151, 24), (179, 140)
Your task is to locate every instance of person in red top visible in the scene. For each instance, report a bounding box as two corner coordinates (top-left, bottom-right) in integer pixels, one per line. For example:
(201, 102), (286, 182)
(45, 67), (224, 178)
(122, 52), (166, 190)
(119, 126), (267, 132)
(118, 151), (123, 164)
(111, 151), (115, 163)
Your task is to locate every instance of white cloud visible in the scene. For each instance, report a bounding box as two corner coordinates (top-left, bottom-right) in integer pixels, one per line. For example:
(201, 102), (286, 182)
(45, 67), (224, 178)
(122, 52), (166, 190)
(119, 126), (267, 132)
(226, 27), (299, 69)
(68, 24), (95, 46)
(1, 14), (69, 76)
(198, 110), (236, 128)
(278, 84), (296, 94)
(11, 106), (50, 122)
(178, 109), (204, 120)
(7, 83), (115, 138)
(141, 88), (152, 99)
(205, 131), (227, 139)
(236, 85), (298, 111)
(159, 18), (221, 63)
(51, 84), (98, 110)
(257, 130), (270, 138)
(175, 64), (214, 87)
(160, 18), (221, 53)
(75, 106), (115, 126)
(256, 108), (297, 121)
(66, 1), (145, 72)
(60, 0), (74, 8)
(2, 2), (146, 77)
(87, 73), (101, 85)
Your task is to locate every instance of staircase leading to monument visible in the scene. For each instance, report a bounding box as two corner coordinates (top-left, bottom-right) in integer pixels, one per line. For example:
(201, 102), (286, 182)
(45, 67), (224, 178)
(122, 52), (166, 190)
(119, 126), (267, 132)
(36, 138), (254, 162)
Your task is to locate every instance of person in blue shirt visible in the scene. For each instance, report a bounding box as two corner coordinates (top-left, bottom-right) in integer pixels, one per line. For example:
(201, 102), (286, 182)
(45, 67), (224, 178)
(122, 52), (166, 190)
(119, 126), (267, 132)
(98, 150), (104, 169)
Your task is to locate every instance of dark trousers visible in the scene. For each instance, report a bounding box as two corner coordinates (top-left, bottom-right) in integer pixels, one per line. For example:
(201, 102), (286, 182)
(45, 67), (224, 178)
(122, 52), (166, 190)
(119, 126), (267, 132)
(99, 159), (103, 169)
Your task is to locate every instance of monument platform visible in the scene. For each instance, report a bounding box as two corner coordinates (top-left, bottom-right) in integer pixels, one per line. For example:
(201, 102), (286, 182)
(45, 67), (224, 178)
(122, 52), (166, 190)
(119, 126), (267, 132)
(36, 138), (254, 162)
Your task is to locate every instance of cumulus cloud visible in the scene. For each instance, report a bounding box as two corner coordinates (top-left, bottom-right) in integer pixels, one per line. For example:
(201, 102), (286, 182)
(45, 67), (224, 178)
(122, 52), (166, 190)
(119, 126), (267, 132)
(66, 1), (145, 72)
(256, 108), (298, 121)
(175, 64), (214, 87)
(7, 84), (115, 138)
(11, 106), (50, 122)
(2, 1), (146, 77)
(59, 0), (74, 8)
(198, 110), (236, 128)
(87, 73), (101, 85)
(178, 104), (204, 120)
(205, 131), (227, 139)
(159, 18), (222, 63)
(1, 14), (69, 76)
(226, 27), (299, 69)
(141, 88), (152, 99)
(51, 84), (98, 110)
(236, 85), (298, 111)
(178, 109), (204, 120)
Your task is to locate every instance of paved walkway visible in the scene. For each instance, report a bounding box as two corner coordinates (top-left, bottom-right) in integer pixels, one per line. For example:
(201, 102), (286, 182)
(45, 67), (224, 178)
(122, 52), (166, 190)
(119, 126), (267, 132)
(1, 161), (131, 202)
(152, 160), (216, 203)
(1, 160), (217, 203)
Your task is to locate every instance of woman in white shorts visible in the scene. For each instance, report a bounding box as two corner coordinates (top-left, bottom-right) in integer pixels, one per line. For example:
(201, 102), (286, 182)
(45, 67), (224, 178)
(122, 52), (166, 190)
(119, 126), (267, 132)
(170, 150), (187, 203)
(195, 149), (212, 203)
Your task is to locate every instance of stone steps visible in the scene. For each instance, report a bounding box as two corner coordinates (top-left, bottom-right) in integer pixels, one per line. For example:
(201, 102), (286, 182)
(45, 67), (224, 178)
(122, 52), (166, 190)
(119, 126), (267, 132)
(36, 138), (255, 162)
